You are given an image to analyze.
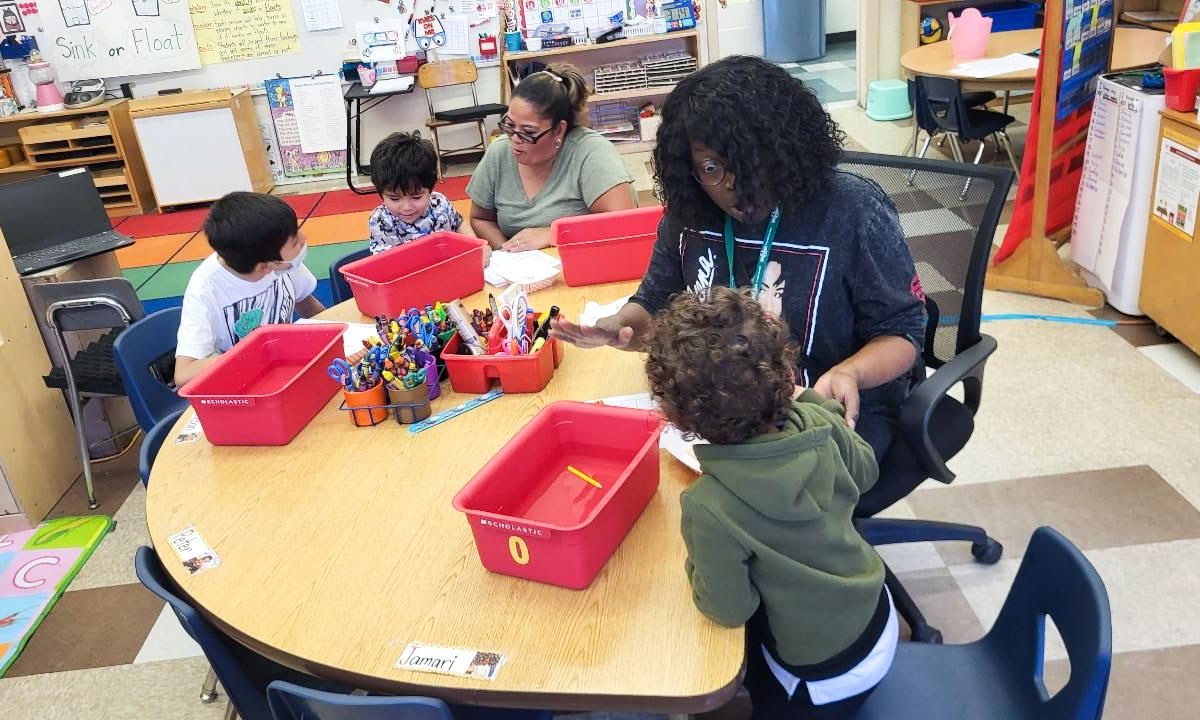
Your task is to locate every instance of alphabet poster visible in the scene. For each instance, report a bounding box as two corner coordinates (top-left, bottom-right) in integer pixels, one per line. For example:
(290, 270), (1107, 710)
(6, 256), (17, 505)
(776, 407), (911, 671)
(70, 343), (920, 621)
(36, 0), (201, 81)
(189, 0), (300, 65)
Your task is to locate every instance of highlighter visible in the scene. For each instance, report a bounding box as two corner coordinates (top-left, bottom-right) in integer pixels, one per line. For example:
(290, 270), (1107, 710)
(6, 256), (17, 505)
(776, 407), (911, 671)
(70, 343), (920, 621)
(531, 305), (560, 344)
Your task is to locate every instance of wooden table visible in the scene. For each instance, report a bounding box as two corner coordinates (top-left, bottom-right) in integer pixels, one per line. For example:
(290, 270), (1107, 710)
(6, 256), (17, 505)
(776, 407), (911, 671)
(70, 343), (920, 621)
(900, 27), (1169, 92)
(144, 280), (745, 714)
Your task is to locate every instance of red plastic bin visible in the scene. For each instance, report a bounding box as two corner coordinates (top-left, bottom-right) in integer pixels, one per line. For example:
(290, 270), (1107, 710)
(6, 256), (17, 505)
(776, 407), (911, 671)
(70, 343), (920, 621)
(338, 232), (485, 316)
(441, 325), (563, 394)
(178, 323), (346, 446)
(453, 401), (664, 589)
(551, 206), (663, 286)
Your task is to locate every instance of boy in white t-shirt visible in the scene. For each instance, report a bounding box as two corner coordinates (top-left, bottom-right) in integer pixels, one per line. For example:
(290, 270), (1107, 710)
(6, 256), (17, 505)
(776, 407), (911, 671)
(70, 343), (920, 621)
(174, 192), (325, 387)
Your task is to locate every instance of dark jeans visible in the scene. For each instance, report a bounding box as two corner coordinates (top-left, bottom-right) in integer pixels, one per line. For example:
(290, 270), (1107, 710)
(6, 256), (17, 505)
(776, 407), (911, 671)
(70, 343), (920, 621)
(743, 627), (878, 720)
(853, 407), (898, 465)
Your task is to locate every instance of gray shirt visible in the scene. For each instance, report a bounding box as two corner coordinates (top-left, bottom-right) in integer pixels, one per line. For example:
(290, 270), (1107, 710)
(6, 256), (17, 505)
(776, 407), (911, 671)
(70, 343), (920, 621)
(466, 127), (633, 238)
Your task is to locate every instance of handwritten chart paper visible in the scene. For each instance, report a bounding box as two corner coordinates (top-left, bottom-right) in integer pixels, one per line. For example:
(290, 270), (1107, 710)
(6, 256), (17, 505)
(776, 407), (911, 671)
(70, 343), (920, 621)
(190, 0), (300, 64)
(37, 0), (200, 80)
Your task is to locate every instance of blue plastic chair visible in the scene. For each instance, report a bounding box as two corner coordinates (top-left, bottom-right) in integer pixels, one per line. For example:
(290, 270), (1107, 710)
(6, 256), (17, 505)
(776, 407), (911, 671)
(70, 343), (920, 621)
(114, 307), (188, 432)
(854, 527), (1112, 719)
(330, 248), (371, 306)
(136, 546), (350, 720)
(268, 681), (453, 720)
(138, 408), (185, 486)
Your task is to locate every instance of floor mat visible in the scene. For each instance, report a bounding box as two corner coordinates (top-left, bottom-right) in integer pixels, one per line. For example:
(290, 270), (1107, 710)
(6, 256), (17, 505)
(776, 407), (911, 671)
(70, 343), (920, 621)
(0, 515), (114, 677)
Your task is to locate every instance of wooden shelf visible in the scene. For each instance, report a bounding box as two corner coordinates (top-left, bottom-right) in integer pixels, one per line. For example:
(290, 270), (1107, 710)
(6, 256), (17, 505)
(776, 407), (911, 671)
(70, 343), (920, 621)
(1119, 12), (1178, 31)
(27, 151), (122, 169)
(91, 168), (128, 188)
(0, 161), (36, 175)
(504, 30), (698, 61)
(0, 101), (122, 125)
(614, 140), (654, 155)
(589, 85), (677, 103)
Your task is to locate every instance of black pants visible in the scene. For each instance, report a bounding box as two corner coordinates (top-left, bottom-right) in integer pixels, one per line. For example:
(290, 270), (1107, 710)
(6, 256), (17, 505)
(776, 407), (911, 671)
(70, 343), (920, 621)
(743, 632), (877, 720)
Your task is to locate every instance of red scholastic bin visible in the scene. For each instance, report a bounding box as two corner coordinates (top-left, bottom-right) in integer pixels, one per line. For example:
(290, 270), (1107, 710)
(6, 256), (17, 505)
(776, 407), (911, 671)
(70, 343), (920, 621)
(453, 401), (664, 589)
(339, 232), (485, 317)
(440, 328), (562, 394)
(178, 323), (346, 446)
(551, 205), (663, 286)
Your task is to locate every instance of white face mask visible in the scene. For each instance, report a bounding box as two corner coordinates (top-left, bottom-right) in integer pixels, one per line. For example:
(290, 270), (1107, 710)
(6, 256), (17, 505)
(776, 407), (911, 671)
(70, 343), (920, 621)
(286, 242), (308, 271)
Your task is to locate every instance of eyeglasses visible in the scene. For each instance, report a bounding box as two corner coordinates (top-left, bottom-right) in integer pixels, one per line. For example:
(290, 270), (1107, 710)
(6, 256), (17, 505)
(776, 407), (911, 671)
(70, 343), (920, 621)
(498, 115), (555, 145)
(692, 157), (727, 187)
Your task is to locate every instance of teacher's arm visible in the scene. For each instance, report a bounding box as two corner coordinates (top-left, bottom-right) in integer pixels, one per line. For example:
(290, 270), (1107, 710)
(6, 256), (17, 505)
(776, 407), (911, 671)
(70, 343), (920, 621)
(466, 140), (508, 249)
(470, 204), (509, 250)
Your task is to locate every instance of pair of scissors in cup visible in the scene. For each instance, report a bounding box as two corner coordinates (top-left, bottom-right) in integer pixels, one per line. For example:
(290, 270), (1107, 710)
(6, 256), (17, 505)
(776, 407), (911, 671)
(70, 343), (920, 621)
(328, 358), (357, 390)
(406, 311), (437, 347)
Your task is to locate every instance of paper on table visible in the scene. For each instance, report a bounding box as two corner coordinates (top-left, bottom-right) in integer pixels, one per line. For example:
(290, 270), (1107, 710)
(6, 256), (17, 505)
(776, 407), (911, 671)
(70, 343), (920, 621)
(579, 296), (631, 327)
(950, 53), (1040, 78)
(483, 250), (561, 288)
(591, 392), (706, 474)
(370, 76), (416, 95)
(289, 75), (347, 153)
(295, 320), (378, 356)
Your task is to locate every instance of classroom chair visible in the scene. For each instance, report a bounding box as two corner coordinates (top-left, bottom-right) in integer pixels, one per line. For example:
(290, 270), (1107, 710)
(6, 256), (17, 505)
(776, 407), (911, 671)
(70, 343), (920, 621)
(113, 306), (188, 432)
(139, 408), (185, 486)
(330, 247), (371, 306)
(854, 527), (1112, 719)
(29, 278), (145, 509)
(902, 80), (997, 157)
(267, 681), (557, 720)
(911, 76), (1020, 197)
(417, 59), (507, 177)
(838, 152), (1014, 643)
(135, 547), (351, 720)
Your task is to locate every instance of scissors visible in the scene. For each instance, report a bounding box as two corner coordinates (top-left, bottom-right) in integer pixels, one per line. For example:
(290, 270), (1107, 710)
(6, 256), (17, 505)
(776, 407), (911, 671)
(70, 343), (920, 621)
(406, 310), (437, 348)
(365, 345), (390, 369)
(400, 366), (427, 389)
(328, 358), (357, 389)
(500, 293), (529, 350)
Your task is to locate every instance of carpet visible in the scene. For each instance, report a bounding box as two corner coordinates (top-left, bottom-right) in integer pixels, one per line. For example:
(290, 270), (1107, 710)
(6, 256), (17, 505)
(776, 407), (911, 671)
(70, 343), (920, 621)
(0, 515), (114, 677)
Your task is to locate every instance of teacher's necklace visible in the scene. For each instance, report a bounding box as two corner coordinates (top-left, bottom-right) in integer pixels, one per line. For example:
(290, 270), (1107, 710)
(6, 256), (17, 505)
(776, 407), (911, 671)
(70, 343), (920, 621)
(724, 207), (782, 300)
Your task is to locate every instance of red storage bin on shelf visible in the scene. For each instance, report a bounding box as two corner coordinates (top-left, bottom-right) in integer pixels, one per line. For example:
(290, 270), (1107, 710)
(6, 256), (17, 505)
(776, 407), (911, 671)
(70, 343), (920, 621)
(338, 232), (486, 317)
(453, 401), (664, 589)
(441, 326), (563, 394)
(551, 206), (662, 286)
(178, 324), (346, 446)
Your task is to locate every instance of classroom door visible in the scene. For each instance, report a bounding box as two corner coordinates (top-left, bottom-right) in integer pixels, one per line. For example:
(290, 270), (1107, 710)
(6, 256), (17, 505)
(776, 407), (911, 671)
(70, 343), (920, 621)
(713, 0), (764, 59)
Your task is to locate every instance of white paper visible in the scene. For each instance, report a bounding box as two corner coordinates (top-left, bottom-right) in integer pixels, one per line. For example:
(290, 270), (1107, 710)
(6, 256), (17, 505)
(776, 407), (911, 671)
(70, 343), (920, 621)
(356, 18), (411, 62)
(590, 392), (706, 473)
(174, 415), (203, 444)
(484, 250), (561, 287)
(168, 527), (220, 574)
(579, 296), (631, 327)
(370, 76), (416, 95)
(299, 0), (342, 31)
(950, 53), (1040, 79)
(397, 642), (505, 680)
(295, 319), (379, 357)
(441, 15), (472, 55)
(288, 75), (347, 153)
(1153, 138), (1200, 238)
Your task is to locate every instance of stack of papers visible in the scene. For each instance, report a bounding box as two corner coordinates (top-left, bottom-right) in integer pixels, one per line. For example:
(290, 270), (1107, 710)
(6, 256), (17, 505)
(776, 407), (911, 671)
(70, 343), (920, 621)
(484, 250), (561, 290)
(951, 53), (1040, 79)
(369, 76), (415, 94)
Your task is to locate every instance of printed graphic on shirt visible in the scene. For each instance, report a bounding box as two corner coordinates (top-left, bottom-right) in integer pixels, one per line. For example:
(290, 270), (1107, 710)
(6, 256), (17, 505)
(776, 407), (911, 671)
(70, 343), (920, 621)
(221, 276), (296, 345)
(368, 193), (462, 254)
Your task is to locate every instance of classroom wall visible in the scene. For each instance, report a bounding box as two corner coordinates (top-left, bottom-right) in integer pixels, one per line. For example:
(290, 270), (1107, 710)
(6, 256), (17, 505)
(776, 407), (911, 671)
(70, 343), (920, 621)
(828, 1), (858, 35)
(714, 0), (764, 58)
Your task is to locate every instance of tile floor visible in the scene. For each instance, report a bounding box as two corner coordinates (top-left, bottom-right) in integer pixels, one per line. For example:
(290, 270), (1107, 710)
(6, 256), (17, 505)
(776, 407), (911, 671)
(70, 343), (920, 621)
(780, 39), (857, 106)
(5, 101), (1200, 720)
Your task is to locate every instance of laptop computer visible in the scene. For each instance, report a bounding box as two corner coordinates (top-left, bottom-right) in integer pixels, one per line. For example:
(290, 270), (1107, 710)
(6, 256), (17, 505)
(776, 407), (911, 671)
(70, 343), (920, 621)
(0, 167), (134, 276)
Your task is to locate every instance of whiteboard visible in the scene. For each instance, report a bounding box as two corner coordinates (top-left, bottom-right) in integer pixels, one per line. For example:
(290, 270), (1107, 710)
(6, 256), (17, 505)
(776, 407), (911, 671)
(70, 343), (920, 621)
(134, 107), (253, 204)
(28, 0), (500, 95)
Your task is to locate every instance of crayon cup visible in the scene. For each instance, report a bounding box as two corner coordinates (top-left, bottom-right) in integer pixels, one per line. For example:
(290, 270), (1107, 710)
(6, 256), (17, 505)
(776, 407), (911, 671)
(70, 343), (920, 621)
(423, 356), (441, 400)
(387, 383), (432, 424)
(343, 383), (389, 427)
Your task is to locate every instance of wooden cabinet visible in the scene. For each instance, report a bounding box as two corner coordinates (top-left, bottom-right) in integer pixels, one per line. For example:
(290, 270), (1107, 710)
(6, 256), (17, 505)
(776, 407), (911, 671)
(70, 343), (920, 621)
(1118, 0), (1185, 32)
(1141, 110), (1200, 351)
(0, 100), (155, 216)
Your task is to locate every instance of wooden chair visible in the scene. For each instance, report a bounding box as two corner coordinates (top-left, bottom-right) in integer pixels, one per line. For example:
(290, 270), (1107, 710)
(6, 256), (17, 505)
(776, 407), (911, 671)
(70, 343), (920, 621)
(417, 59), (507, 177)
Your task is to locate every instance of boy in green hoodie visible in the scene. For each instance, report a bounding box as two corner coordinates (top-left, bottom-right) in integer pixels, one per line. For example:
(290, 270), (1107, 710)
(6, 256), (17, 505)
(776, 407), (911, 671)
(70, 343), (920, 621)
(645, 287), (897, 719)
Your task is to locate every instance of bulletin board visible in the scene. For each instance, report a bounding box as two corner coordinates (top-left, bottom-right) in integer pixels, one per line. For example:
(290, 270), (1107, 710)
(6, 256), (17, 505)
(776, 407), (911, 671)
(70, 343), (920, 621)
(22, 0), (503, 94)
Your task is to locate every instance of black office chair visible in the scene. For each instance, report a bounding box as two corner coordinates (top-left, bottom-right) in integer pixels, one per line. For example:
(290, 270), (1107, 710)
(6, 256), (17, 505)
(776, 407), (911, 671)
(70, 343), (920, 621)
(911, 76), (1019, 197)
(838, 152), (1014, 643)
(329, 247), (370, 306)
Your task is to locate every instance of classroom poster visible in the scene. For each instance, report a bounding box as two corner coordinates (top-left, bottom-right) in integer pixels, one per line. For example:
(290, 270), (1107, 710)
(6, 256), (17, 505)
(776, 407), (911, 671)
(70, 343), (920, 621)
(190, 0), (299, 64)
(264, 77), (347, 178)
(35, 0), (201, 80)
(1152, 139), (1200, 240)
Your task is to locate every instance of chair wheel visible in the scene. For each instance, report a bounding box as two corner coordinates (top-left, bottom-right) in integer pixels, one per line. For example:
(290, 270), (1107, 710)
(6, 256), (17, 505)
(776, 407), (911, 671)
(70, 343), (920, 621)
(971, 538), (1003, 564)
(1155, 324), (1174, 339)
(911, 626), (943, 644)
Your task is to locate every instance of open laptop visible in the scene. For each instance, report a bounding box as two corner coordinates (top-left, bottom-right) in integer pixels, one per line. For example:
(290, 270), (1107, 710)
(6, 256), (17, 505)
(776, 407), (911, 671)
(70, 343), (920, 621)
(0, 168), (133, 276)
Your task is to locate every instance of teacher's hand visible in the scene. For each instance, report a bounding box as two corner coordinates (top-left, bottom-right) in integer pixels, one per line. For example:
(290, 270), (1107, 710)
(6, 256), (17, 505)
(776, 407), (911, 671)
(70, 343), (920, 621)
(502, 227), (552, 252)
(813, 367), (861, 429)
(550, 315), (635, 349)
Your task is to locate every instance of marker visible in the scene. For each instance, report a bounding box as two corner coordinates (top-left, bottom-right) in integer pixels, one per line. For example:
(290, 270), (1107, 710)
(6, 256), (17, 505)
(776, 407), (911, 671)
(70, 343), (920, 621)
(567, 465), (602, 489)
(531, 305), (560, 344)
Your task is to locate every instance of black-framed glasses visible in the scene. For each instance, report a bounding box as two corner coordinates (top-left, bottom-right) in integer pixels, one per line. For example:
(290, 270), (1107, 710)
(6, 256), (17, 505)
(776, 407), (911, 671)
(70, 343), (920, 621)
(498, 115), (555, 145)
(692, 157), (727, 187)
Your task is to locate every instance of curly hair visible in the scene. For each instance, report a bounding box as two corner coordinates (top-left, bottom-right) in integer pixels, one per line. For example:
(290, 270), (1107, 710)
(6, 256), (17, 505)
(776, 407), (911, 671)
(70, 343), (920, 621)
(370, 131), (438, 196)
(645, 287), (798, 445)
(651, 55), (845, 227)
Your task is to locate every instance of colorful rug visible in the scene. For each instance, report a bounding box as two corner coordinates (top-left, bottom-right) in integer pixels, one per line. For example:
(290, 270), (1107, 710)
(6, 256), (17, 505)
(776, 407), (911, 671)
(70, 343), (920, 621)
(0, 515), (113, 677)
(117, 176), (474, 315)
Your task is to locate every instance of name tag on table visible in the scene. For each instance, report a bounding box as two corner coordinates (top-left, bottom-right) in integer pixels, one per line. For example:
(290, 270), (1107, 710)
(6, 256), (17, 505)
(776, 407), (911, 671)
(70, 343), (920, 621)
(167, 527), (221, 574)
(396, 642), (506, 680)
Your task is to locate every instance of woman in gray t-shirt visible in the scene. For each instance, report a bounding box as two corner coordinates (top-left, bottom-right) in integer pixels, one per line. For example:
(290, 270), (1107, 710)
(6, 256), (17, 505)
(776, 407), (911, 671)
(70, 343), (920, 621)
(467, 64), (635, 251)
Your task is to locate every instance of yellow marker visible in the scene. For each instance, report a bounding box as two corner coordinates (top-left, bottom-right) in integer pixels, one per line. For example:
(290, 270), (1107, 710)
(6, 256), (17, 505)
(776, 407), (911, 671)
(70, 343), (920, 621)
(567, 465), (602, 489)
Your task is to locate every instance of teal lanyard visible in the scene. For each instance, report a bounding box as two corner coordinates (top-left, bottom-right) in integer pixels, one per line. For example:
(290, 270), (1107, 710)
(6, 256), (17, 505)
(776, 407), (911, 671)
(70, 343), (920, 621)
(724, 207), (782, 299)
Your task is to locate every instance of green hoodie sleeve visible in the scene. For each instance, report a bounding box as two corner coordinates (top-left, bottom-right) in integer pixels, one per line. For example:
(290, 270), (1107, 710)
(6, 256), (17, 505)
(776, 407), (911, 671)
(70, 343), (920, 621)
(680, 491), (759, 627)
(826, 413), (880, 496)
